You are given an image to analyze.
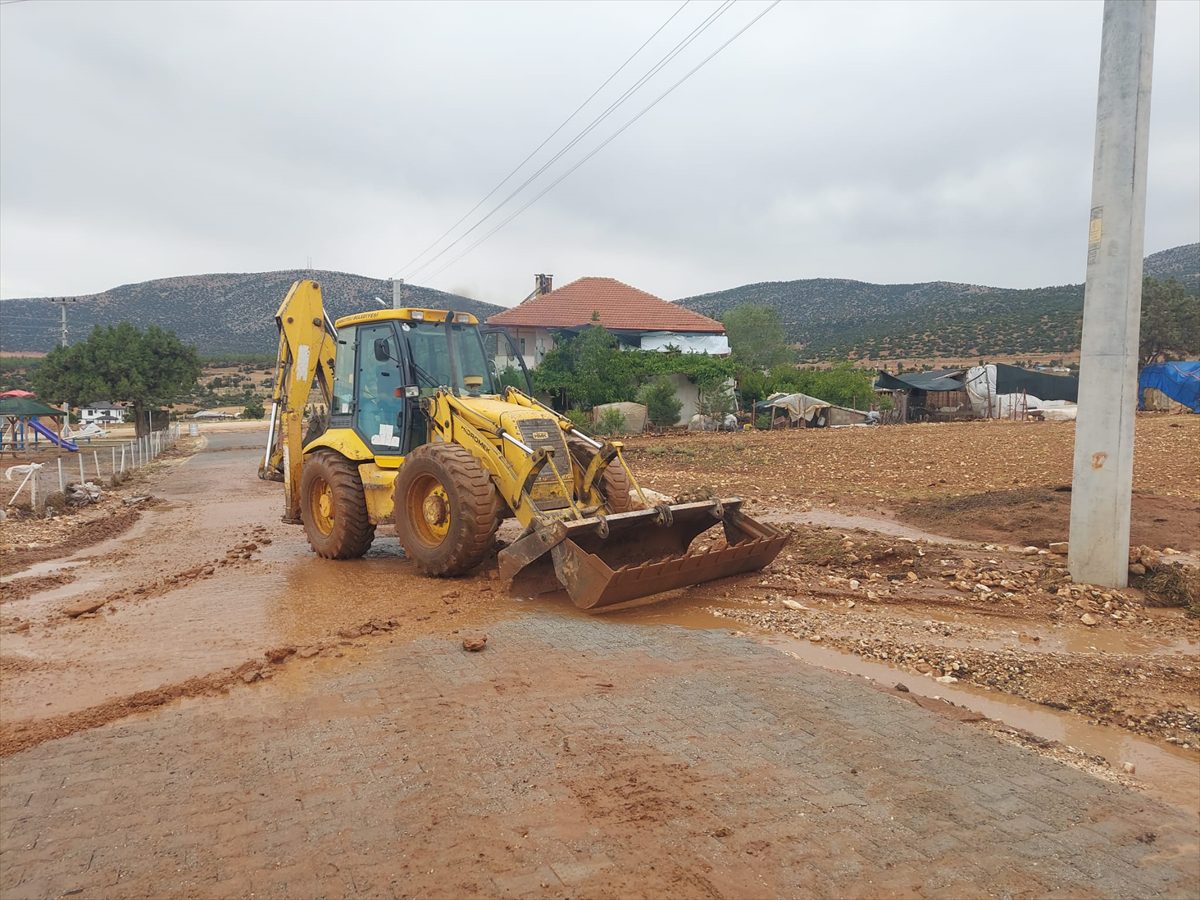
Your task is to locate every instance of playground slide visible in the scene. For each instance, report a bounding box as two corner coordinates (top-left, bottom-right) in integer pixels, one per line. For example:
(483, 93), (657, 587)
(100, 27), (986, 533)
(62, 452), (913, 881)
(28, 418), (79, 451)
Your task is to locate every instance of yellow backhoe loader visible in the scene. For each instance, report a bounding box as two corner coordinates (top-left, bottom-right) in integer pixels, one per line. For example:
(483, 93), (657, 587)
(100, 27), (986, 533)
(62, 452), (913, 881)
(260, 279), (786, 609)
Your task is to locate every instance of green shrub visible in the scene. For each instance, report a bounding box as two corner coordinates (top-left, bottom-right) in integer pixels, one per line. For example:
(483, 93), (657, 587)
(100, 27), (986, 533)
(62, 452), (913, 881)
(564, 409), (590, 429)
(595, 407), (627, 435)
(242, 399), (265, 419)
(637, 376), (683, 427)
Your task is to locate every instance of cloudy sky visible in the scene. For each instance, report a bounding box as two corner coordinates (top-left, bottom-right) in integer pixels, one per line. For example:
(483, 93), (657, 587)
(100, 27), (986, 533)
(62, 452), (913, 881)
(1, 0), (1197, 305)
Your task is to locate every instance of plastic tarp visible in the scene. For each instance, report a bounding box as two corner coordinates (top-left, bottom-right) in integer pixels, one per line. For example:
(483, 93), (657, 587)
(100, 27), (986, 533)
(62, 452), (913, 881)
(762, 392), (831, 423)
(1139, 361), (1200, 412)
(874, 370), (965, 392)
(638, 332), (731, 356)
(963, 365), (1079, 419)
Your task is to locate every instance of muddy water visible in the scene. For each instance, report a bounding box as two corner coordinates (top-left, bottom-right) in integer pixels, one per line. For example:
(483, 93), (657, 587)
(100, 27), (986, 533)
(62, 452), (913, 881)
(761, 509), (978, 546)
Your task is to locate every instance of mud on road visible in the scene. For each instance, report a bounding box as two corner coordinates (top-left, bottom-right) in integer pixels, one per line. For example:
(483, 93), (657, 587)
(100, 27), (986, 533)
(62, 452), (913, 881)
(1, 417), (1197, 801)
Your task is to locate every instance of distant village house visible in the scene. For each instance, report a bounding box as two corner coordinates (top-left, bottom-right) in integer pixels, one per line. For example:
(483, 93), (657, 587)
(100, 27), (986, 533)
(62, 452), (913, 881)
(486, 275), (730, 425)
(78, 402), (127, 425)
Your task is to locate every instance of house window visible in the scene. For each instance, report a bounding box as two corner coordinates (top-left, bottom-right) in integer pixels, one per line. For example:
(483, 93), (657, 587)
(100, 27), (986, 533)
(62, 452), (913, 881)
(520, 338), (527, 355)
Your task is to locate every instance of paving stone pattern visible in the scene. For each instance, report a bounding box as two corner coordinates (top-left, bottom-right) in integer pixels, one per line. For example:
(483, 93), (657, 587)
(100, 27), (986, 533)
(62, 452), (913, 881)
(2, 613), (1197, 898)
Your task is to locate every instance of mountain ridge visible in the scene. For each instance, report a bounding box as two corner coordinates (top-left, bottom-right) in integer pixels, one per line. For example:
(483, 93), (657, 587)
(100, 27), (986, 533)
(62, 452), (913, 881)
(676, 244), (1198, 359)
(1, 244), (1195, 359)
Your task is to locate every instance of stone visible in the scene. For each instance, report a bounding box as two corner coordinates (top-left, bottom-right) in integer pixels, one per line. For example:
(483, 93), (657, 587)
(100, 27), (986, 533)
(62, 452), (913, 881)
(1048, 542), (1069, 553)
(1128, 563), (1146, 576)
(1080, 613), (1099, 626)
(63, 598), (106, 618)
(1122, 761), (1136, 774)
(462, 635), (488, 652)
(781, 599), (808, 611)
(1022, 546), (1039, 555)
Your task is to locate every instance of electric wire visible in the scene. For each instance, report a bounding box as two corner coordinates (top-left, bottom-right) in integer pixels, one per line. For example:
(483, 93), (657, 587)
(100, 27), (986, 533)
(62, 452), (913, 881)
(402, 0), (737, 282)
(423, 0), (781, 283)
(392, 0), (692, 278)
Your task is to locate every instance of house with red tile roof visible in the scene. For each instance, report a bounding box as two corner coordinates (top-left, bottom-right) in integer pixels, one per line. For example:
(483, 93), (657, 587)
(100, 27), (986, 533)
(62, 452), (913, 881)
(487, 275), (730, 370)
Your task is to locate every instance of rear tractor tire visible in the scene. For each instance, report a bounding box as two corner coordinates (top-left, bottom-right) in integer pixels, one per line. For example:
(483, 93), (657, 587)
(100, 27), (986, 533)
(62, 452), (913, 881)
(393, 443), (503, 576)
(299, 449), (376, 559)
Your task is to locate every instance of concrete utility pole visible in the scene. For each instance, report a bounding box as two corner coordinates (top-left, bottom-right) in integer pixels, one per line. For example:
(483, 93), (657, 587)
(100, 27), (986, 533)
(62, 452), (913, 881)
(1068, 0), (1155, 588)
(392, 278), (406, 309)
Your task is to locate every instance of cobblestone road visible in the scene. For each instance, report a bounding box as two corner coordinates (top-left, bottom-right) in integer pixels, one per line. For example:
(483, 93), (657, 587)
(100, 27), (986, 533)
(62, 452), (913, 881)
(2, 613), (1197, 898)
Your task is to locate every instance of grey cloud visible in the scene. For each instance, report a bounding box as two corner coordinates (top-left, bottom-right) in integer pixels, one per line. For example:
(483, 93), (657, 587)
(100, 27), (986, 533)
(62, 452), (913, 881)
(1, 0), (1196, 306)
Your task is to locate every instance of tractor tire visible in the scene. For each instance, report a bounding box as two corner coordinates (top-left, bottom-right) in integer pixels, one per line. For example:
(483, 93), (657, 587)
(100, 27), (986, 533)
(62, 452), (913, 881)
(568, 439), (637, 513)
(393, 443), (502, 576)
(299, 449), (376, 559)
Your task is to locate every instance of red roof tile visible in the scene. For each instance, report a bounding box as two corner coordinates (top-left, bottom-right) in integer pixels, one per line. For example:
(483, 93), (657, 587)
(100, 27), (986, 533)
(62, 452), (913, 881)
(486, 277), (724, 333)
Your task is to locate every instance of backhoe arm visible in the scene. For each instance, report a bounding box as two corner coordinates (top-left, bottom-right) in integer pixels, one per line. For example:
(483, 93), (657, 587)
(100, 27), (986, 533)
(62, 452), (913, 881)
(260, 280), (338, 523)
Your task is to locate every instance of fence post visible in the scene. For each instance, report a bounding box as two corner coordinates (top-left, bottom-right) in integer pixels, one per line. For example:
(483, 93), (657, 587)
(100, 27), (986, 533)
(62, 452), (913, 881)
(112, 446), (117, 477)
(79, 455), (85, 485)
(31, 470), (38, 511)
(120, 444), (126, 473)
(93, 450), (101, 480)
(57, 458), (64, 492)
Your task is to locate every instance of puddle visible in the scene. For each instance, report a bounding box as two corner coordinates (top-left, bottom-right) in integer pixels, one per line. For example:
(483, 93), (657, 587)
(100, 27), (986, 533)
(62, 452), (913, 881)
(762, 509), (977, 546)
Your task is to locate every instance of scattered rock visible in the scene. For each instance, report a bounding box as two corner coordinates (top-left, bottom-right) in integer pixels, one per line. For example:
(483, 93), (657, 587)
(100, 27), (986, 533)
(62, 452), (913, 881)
(240, 669), (262, 684)
(1080, 613), (1099, 627)
(63, 598), (106, 618)
(1048, 541), (1069, 553)
(1128, 563), (1146, 577)
(894, 683), (910, 693)
(462, 635), (488, 652)
(264, 646), (296, 664)
(297, 646), (322, 658)
(1122, 761), (1136, 774)
(781, 599), (808, 611)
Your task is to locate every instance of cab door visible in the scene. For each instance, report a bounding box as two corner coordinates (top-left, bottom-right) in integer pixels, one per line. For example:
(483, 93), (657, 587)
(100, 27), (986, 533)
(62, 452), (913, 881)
(354, 322), (407, 454)
(481, 328), (533, 395)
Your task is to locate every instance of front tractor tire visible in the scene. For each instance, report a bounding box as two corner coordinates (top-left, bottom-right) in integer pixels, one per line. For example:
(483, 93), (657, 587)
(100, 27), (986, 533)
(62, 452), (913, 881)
(394, 443), (502, 576)
(299, 449), (376, 559)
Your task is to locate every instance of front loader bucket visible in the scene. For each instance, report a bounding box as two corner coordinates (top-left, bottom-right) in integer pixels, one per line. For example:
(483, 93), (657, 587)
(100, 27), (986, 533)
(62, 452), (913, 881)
(500, 499), (787, 610)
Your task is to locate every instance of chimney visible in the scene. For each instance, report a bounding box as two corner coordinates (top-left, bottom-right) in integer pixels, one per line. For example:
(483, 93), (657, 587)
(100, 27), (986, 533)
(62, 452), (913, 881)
(534, 274), (553, 296)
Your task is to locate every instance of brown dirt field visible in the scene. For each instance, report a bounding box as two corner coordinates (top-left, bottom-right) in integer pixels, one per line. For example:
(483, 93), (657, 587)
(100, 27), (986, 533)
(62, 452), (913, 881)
(902, 487), (1200, 550)
(623, 416), (1200, 549)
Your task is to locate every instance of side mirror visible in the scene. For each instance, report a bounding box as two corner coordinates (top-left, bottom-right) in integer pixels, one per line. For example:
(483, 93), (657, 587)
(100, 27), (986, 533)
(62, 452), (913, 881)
(374, 338), (390, 362)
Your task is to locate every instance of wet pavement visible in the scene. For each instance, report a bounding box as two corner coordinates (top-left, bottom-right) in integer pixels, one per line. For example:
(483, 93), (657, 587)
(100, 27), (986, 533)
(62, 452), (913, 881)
(2, 425), (1199, 897)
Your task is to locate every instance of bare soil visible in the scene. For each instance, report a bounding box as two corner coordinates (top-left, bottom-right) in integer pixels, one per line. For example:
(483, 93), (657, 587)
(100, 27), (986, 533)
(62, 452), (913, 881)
(901, 487), (1200, 550)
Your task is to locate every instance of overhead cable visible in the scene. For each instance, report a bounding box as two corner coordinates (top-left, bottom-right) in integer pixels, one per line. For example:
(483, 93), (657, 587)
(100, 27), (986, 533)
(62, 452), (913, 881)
(403, 0), (737, 282)
(423, 0), (782, 283)
(392, 0), (692, 278)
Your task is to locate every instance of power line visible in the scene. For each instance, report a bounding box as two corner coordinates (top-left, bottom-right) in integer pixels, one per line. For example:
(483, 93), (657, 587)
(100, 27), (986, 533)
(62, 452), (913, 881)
(393, 0), (692, 278)
(423, 0), (781, 283)
(403, 0), (737, 282)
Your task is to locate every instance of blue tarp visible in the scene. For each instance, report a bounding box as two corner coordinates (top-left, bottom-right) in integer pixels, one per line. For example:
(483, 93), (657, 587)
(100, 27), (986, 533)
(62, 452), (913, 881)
(1139, 361), (1200, 412)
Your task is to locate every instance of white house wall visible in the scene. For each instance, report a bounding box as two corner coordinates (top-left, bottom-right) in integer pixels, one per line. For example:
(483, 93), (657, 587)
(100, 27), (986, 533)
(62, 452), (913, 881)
(638, 332), (730, 355)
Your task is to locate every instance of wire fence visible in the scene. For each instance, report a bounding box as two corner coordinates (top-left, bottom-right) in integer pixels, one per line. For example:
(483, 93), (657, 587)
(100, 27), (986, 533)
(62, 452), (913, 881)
(2, 423), (183, 515)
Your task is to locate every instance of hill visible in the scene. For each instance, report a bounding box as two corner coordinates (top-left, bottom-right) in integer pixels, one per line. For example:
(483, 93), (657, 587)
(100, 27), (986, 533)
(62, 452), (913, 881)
(0, 270), (503, 356)
(678, 243), (1199, 360)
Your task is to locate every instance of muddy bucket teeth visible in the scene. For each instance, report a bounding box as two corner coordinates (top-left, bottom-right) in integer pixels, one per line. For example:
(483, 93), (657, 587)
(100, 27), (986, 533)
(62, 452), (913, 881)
(500, 498), (787, 610)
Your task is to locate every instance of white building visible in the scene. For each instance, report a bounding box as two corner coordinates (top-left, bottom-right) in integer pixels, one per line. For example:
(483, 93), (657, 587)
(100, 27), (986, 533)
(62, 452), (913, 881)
(79, 402), (127, 425)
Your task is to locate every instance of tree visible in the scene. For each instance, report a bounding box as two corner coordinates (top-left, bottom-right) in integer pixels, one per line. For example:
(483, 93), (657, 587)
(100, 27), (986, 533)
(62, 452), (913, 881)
(35, 323), (201, 436)
(696, 375), (735, 420)
(721, 304), (794, 370)
(243, 399), (265, 419)
(637, 376), (683, 427)
(1140, 277), (1200, 366)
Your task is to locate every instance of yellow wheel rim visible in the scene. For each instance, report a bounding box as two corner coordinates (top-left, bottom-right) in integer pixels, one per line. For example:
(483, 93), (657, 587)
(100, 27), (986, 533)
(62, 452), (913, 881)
(408, 473), (451, 546)
(309, 477), (335, 535)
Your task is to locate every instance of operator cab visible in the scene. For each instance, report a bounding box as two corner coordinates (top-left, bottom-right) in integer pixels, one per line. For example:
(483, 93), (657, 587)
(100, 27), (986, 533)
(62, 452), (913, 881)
(330, 308), (531, 455)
